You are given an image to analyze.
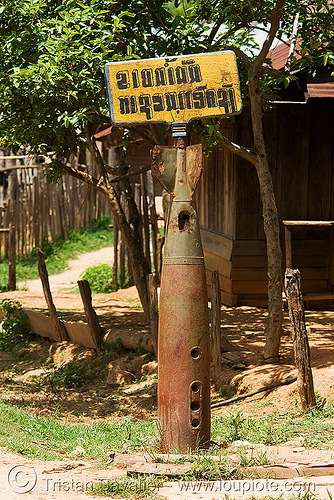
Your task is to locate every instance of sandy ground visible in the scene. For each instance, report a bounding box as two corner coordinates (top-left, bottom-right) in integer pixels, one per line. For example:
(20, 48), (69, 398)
(0, 448), (124, 500)
(1, 446), (334, 500)
(2, 246), (334, 498)
(18, 246), (114, 294)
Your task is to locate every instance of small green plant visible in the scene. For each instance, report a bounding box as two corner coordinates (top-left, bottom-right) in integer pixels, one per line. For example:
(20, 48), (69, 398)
(184, 455), (241, 481)
(227, 410), (246, 441)
(42, 360), (97, 390)
(88, 476), (163, 498)
(238, 448), (270, 467)
(81, 264), (115, 293)
(0, 299), (32, 351)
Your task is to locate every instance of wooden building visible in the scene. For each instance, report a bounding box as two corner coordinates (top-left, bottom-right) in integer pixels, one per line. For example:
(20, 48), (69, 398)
(196, 55), (334, 308)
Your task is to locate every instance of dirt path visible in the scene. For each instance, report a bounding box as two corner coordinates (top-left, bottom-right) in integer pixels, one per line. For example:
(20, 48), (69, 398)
(18, 247), (114, 294)
(1, 447), (334, 500)
(0, 448), (124, 500)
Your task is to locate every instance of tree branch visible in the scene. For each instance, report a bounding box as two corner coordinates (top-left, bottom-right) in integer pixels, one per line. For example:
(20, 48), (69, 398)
(60, 163), (106, 192)
(261, 66), (287, 77)
(214, 134), (259, 164)
(143, 0), (169, 33)
(86, 136), (108, 181)
(149, 124), (165, 146)
(254, 26), (291, 49)
(209, 21), (250, 48)
(261, 92), (280, 102)
(109, 165), (151, 184)
(253, 0), (286, 73)
(126, 125), (156, 146)
(223, 46), (252, 68)
(285, 11), (300, 71)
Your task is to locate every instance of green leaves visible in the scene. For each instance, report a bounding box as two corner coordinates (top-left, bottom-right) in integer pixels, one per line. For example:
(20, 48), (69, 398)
(1, 0), (333, 164)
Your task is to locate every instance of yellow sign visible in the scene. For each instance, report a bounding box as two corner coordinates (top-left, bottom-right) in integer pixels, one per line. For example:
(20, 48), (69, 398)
(104, 52), (242, 125)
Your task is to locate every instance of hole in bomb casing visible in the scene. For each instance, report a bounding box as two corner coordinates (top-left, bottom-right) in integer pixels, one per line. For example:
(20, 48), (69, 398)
(178, 211), (191, 231)
(191, 381), (201, 392)
(190, 346), (202, 360)
(190, 400), (200, 411)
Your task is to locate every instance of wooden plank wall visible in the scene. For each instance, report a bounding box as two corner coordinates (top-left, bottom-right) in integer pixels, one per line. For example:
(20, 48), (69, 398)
(195, 123), (236, 237)
(233, 100), (334, 307)
(194, 123), (237, 305)
(198, 99), (334, 307)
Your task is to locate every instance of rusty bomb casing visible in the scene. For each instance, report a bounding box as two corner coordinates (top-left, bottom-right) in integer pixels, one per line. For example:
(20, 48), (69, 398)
(151, 143), (210, 452)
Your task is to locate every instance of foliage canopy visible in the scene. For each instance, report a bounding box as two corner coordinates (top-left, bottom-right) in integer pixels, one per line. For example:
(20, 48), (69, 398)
(1, 0), (333, 162)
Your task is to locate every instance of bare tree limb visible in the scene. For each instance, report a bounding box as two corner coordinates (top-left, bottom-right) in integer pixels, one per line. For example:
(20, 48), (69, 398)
(143, 0), (169, 33)
(253, 0), (286, 73)
(211, 375), (297, 408)
(223, 46), (252, 67)
(261, 66), (287, 77)
(60, 163), (105, 192)
(261, 92), (280, 102)
(109, 165), (151, 184)
(87, 136), (108, 182)
(213, 134), (259, 164)
(285, 11), (300, 71)
(126, 125), (156, 146)
(254, 26), (291, 49)
(208, 21), (248, 47)
(149, 124), (165, 146)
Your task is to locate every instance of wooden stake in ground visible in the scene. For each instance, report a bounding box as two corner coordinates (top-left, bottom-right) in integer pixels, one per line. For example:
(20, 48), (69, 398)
(37, 248), (68, 341)
(211, 270), (221, 384)
(284, 268), (316, 410)
(8, 223), (16, 291)
(77, 279), (101, 351)
(146, 274), (158, 355)
(113, 222), (119, 287)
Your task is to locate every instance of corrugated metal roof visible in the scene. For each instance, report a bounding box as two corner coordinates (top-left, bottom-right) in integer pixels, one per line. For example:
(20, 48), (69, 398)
(94, 126), (112, 138)
(267, 39), (302, 70)
(268, 39), (334, 98)
(307, 82), (334, 98)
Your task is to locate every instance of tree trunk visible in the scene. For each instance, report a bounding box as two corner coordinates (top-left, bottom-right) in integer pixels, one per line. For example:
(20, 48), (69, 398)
(249, 75), (283, 362)
(86, 141), (152, 323)
(104, 188), (151, 322)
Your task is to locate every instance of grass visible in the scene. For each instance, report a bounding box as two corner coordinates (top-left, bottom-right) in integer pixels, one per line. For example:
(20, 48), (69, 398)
(0, 216), (114, 289)
(1, 396), (334, 464)
(0, 399), (159, 462)
(88, 476), (163, 499)
(211, 402), (334, 448)
(0, 396), (334, 499)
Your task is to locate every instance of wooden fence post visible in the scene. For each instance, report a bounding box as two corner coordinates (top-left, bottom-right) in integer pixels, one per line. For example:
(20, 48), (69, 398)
(141, 173), (151, 270)
(113, 222), (119, 287)
(147, 274), (158, 356)
(37, 248), (68, 341)
(284, 268), (316, 410)
(119, 239), (126, 288)
(147, 170), (163, 283)
(8, 223), (16, 291)
(211, 270), (221, 383)
(78, 279), (101, 351)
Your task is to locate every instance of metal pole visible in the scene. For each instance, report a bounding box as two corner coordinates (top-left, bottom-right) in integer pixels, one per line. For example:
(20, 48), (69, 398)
(152, 123), (211, 452)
